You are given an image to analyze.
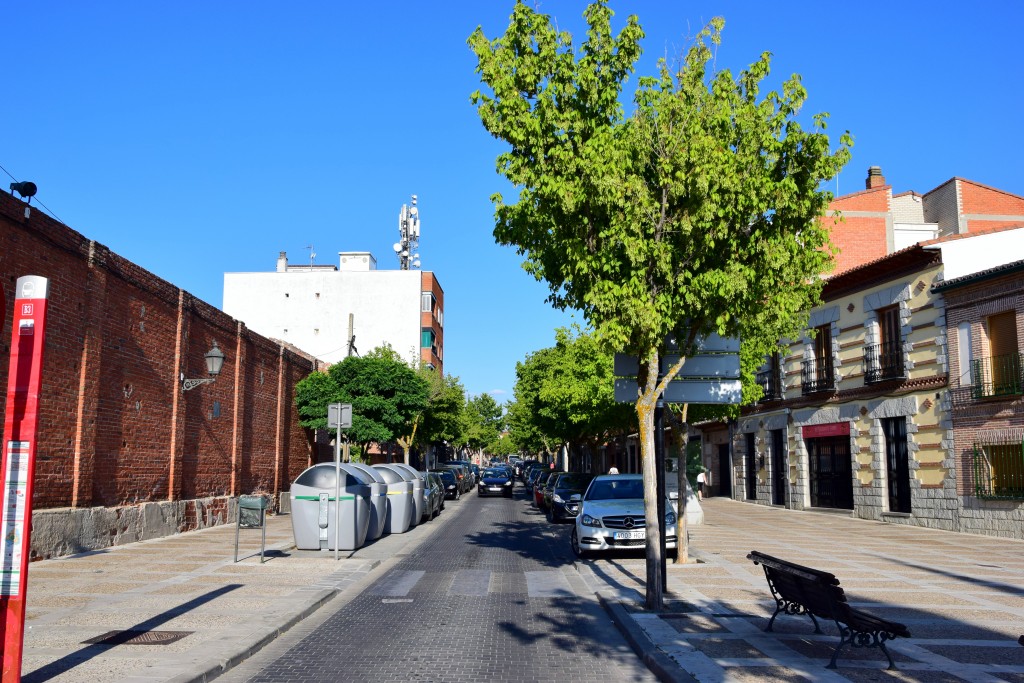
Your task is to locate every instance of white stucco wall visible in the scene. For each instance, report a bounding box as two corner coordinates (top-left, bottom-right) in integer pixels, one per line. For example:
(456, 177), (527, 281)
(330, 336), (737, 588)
(933, 228), (1024, 280)
(223, 268), (423, 366)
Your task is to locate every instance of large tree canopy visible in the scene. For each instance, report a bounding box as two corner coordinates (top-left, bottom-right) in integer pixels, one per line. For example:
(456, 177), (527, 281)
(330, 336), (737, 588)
(470, 1), (851, 608)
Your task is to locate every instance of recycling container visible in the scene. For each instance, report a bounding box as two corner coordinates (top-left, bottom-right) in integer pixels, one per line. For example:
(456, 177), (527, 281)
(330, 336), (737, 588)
(379, 463), (423, 527)
(391, 463), (429, 522)
(290, 463), (372, 551)
(348, 463), (388, 541)
(372, 464), (415, 534)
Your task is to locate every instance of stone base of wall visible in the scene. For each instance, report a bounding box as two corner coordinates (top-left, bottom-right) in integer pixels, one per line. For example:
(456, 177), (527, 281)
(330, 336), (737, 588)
(30, 497), (238, 560)
(959, 497), (1024, 540)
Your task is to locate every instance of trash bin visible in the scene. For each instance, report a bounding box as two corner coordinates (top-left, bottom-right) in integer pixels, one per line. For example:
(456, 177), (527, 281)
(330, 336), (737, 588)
(348, 463), (388, 541)
(290, 463), (372, 551)
(378, 464), (423, 527)
(391, 463), (429, 523)
(372, 464), (415, 534)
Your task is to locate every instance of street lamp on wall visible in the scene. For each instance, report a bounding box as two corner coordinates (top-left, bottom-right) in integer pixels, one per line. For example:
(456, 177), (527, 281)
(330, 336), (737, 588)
(181, 341), (226, 391)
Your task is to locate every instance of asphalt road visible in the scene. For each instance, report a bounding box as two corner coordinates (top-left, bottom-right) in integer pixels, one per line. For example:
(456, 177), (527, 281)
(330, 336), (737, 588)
(219, 485), (656, 682)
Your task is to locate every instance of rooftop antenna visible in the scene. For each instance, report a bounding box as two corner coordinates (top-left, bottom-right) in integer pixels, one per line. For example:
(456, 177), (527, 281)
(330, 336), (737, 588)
(393, 195), (421, 270)
(306, 244), (316, 267)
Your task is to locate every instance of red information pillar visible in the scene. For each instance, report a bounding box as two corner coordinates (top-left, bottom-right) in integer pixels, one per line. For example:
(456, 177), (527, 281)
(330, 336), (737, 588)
(0, 276), (49, 682)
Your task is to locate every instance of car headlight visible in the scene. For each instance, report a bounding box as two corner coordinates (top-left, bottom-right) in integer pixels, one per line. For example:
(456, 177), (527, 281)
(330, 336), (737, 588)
(552, 494), (563, 504)
(665, 510), (676, 525)
(581, 513), (602, 527)
(503, 480), (511, 486)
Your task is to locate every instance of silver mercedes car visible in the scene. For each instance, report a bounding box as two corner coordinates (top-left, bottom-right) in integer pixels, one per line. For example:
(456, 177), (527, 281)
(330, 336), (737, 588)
(570, 474), (677, 558)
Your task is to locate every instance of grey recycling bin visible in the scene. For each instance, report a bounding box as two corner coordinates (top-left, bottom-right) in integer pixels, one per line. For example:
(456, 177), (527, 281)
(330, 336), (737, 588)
(391, 463), (428, 523)
(290, 463), (372, 551)
(348, 463), (388, 541)
(379, 464), (422, 527)
(372, 464), (414, 534)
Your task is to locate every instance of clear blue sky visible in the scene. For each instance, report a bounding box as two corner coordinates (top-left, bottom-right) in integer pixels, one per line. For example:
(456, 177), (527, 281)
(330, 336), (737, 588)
(5, 1), (1023, 399)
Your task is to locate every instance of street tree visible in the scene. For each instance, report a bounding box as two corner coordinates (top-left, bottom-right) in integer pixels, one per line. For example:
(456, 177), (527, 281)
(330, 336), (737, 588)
(294, 345), (429, 462)
(461, 392), (504, 458)
(414, 369), (467, 463)
(470, 1), (850, 608)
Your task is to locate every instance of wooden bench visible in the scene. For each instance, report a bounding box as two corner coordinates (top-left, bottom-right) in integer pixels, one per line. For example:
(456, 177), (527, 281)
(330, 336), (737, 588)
(747, 551), (911, 670)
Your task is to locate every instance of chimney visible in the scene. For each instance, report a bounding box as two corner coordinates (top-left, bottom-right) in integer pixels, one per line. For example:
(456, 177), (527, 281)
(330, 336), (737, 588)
(865, 166), (886, 190)
(276, 251), (288, 272)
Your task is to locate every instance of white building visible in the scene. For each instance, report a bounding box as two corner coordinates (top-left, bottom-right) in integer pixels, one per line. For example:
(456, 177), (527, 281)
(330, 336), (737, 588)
(223, 251), (444, 372)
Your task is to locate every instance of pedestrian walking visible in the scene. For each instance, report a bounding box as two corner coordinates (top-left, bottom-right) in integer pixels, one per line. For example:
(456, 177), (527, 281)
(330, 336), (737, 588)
(696, 470), (707, 500)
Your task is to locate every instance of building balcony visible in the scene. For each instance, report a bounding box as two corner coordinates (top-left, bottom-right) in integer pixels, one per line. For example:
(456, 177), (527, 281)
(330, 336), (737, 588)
(801, 358), (835, 395)
(971, 352), (1023, 399)
(864, 340), (906, 384)
(756, 368), (783, 401)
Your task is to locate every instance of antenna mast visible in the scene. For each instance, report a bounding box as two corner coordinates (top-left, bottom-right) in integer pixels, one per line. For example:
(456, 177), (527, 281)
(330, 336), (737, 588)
(393, 195), (420, 270)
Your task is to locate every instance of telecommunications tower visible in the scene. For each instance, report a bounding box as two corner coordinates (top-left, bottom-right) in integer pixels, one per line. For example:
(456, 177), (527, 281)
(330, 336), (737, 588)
(394, 195), (420, 270)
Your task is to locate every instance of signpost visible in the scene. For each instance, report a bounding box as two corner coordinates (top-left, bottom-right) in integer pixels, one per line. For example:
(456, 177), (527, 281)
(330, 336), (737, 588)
(1, 276), (50, 682)
(614, 329), (741, 594)
(327, 403), (353, 560)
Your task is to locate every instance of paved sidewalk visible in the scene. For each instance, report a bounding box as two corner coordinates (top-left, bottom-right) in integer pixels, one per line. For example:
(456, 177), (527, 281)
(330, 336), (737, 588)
(588, 497), (1024, 682)
(19, 503), (455, 683)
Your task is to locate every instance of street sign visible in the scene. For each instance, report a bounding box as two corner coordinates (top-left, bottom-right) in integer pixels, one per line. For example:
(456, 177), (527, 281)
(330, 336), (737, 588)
(1, 276), (49, 682)
(328, 403), (352, 429)
(614, 378), (742, 404)
(613, 353), (739, 379)
(666, 330), (740, 353)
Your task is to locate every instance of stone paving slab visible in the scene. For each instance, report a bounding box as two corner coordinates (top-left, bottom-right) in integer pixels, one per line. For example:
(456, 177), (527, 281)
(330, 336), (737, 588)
(589, 497), (1024, 682)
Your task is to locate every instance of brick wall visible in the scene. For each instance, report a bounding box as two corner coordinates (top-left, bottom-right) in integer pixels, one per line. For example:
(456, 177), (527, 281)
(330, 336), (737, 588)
(0, 191), (320, 554)
(826, 186), (891, 274)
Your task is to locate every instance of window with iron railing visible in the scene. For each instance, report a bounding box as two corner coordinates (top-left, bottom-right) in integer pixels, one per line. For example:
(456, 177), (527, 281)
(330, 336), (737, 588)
(801, 357), (835, 394)
(756, 352), (783, 401)
(864, 339), (906, 383)
(970, 352), (1024, 399)
(972, 437), (1024, 500)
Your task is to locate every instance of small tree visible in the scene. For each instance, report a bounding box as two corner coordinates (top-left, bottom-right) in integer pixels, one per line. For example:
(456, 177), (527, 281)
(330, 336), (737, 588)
(470, 1), (850, 608)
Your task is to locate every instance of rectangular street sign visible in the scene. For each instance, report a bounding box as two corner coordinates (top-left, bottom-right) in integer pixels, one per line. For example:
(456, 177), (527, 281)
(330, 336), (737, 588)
(663, 330), (740, 353)
(614, 378), (742, 404)
(613, 353), (740, 379)
(328, 403), (352, 429)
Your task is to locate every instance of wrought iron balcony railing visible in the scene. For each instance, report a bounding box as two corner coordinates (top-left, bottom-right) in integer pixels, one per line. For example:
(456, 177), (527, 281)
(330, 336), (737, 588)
(801, 357), (835, 395)
(756, 368), (783, 401)
(864, 340), (906, 384)
(970, 352), (1023, 399)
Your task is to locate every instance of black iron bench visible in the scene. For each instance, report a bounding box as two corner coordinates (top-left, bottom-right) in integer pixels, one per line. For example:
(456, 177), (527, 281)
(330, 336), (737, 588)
(747, 551), (911, 670)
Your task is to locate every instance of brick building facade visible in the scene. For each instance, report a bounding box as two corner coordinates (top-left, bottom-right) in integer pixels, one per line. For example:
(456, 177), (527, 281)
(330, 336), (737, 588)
(0, 190), (320, 558)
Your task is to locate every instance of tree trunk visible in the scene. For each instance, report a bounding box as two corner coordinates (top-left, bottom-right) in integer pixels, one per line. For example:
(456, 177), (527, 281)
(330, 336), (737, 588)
(637, 353), (663, 611)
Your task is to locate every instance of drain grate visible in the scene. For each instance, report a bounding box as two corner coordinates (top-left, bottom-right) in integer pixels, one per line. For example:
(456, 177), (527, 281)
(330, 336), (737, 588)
(83, 629), (193, 646)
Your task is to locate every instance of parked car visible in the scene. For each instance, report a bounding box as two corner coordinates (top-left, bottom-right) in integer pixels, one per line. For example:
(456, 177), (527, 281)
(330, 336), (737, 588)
(546, 473), (594, 523)
(438, 463), (472, 493)
(477, 467), (514, 498)
(450, 460), (478, 487)
(571, 474), (677, 559)
(534, 471), (562, 509)
(431, 469), (461, 500)
(423, 471), (445, 519)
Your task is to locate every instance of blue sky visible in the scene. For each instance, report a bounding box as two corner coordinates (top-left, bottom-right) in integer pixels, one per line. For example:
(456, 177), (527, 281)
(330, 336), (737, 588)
(5, 1), (1023, 400)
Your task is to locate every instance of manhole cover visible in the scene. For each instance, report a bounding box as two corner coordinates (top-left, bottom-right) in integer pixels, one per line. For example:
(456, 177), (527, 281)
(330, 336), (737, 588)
(83, 630), (193, 646)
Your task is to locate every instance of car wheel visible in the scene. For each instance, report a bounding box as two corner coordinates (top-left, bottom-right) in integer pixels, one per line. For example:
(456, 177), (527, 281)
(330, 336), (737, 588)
(571, 527), (588, 558)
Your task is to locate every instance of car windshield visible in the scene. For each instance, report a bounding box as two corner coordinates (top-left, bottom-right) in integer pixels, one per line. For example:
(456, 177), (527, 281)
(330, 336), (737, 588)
(434, 471), (455, 484)
(483, 469), (506, 478)
(585, 478), (644, 501)
(556, 475), (592, 491)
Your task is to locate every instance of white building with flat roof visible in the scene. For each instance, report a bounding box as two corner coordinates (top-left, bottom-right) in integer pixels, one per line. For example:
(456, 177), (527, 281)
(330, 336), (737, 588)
(223, 251), (444, 371)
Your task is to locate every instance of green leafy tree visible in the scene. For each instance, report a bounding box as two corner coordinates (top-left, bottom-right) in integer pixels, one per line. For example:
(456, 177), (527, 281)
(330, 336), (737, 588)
(470, 1), (850, 608)
(294, 345), (429, 462)
(461, 393), (504, 457)
(416, 369), (467, 451)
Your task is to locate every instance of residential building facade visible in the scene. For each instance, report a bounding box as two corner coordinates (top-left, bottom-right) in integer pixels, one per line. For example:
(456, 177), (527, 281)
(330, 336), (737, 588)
(224, 251), (444, 373)
(696, 167), (1024, 539)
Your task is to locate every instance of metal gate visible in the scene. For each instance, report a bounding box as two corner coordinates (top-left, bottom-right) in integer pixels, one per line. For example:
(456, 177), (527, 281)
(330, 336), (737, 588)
(808, 436), (853, 509)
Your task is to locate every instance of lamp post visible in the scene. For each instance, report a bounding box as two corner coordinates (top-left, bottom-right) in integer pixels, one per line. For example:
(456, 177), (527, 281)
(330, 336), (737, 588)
(181, 341), (226, 391)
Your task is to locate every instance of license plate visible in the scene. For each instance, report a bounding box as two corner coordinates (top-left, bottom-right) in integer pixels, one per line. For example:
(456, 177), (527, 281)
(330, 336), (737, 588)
(489, 487), (502, 491)
(613, 531), (645, 540)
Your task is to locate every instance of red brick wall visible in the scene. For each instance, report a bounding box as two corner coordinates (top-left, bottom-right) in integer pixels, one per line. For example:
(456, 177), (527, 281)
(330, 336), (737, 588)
(823, 186), (891, 274)
(959, 180), (1024, 217)
(419, 271), (444, 374)
(0, 191), (318, 511)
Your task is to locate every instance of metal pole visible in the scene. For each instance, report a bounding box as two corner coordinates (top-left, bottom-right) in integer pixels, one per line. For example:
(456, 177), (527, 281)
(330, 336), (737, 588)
(334, 431), (341, 561)
(655, 400), (667, 593)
